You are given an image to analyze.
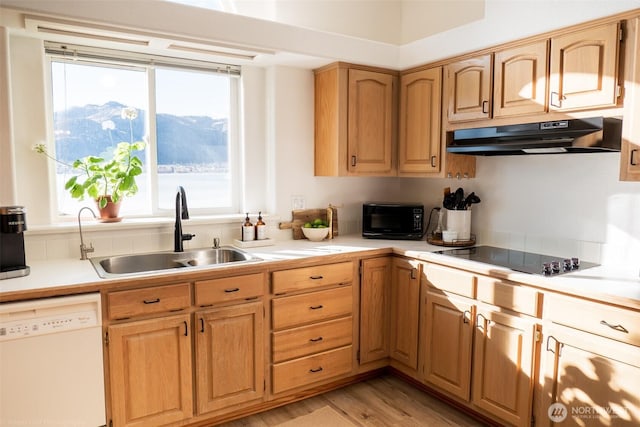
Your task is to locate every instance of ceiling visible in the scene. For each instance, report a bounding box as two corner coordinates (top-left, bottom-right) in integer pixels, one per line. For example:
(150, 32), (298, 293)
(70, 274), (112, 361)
(168, 0), (486, 45)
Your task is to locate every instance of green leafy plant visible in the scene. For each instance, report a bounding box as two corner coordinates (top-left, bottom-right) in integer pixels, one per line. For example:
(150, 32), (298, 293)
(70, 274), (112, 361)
(34, 106), (145, 209)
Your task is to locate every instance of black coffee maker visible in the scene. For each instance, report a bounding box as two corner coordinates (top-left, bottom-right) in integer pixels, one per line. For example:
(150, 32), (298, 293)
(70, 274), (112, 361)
(0, 206), (30, 279)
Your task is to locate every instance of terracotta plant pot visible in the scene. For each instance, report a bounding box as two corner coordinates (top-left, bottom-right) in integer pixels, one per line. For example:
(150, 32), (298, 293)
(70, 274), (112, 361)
(96, 196), (122, 222)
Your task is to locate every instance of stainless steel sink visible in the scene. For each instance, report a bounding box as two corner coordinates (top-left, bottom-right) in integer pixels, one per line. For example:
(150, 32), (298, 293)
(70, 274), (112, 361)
(90, 247), (260, 278)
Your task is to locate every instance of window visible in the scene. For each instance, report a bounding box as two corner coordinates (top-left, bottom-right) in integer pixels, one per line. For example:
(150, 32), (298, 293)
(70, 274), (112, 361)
(47, 45), (241, 217)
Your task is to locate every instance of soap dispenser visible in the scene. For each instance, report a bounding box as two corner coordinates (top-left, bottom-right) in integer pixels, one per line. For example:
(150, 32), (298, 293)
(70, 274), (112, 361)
(242, 213), (254, 241)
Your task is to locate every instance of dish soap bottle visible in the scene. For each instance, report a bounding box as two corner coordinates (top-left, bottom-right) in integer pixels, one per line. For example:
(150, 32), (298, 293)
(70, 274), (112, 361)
(242, 213), (254, 241)
(255, 211), (266, 240)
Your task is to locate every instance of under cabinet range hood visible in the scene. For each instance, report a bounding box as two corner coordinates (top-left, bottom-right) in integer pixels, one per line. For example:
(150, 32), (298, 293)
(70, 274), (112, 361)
(447, 116), (622, 156)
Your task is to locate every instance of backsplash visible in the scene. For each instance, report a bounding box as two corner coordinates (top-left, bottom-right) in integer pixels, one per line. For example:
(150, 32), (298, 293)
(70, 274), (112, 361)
(24, 217), (364, 262)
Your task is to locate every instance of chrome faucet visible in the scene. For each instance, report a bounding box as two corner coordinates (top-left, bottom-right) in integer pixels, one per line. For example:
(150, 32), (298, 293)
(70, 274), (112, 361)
(78, 207), (97, 260)
(174, 186), (195, 252)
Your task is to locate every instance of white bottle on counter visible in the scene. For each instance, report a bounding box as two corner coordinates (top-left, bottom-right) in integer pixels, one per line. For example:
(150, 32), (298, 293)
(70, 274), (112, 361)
(242, 213), (254, 241)
(255, 212), (266, 240)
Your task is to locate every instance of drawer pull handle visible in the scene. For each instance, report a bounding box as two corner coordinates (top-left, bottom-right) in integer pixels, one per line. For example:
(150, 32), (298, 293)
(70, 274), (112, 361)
(224, 288), (240, 293)
(309, 367), (323, 373)
(310, 305), (324, 310)
(143, 298), (160, 304)
(309, 275), (324, 280)
(600, 320), (629, 333)
(309, 336), (324, 342)
(631, 149), (638, 166)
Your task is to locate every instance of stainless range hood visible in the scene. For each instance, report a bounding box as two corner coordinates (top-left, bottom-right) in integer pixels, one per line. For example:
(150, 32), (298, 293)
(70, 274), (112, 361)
(447, 116), (622, 156)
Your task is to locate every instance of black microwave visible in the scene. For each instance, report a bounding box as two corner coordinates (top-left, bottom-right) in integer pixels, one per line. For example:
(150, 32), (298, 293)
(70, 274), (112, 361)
(362, 203), (425, 240)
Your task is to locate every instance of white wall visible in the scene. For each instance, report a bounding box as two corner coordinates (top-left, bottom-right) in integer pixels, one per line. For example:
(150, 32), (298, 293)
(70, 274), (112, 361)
(1, 1), (639, 267)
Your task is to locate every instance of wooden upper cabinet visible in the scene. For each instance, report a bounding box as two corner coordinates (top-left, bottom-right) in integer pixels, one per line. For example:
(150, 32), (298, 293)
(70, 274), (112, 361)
(549, 22), (621, 111)
(348, 69), (396, 175)
(398, 67), (442, 175)
(621, 16), (640, 182)
(493, 41), (548, 118)
(445, 54), (492, 122)
(314, 63), (397, 176)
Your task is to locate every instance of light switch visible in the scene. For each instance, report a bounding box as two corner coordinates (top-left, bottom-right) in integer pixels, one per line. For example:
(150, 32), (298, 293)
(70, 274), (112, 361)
(291, 195), (305, 210)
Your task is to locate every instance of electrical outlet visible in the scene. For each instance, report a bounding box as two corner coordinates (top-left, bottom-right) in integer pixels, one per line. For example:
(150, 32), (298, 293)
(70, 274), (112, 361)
(291, 195), (305, 210)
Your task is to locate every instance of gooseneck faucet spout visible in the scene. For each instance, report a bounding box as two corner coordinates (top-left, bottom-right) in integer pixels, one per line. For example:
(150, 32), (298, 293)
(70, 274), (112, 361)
(175, 186), (195, 252)
(78, 207), (97, 260)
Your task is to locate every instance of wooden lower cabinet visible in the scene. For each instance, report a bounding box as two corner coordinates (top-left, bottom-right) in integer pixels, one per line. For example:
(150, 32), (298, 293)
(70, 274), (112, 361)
(539, 323), (640, 426)
(270, 263), (355, 396)
(195, 301), (264, 415)
(272, 345), (353, 394)
(472, 305), (538, 427)
(108, 314), (193, 427)
(389, 257), (421, 370)
(422, 290), (474, 400)
(359, 256), (391, 364)
(422, 275), (539, 426)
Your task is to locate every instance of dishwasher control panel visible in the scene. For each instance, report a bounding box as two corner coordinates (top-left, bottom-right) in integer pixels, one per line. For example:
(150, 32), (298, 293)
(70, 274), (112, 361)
(0, 293), (101, 342)
(0, 310), (99, 341)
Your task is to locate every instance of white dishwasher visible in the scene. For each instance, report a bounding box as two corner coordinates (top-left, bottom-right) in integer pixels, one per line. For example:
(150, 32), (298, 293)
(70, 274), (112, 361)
(0, 293), (106, 427)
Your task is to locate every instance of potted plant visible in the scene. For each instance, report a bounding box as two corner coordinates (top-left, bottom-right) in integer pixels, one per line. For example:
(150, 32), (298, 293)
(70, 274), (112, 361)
(35, 106), (145, 220)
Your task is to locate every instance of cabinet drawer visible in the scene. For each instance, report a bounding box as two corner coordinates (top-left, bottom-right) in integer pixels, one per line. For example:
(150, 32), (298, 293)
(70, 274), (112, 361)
(272, 345), (353, 394)
(272, 262), (353, 294)
(108, 283), (191, 320)
(272, 285), (352, 330)
(195, 272), (264, 306)
(544, 294), (640, 346)
(476, 276), (540, 317)
(425, 264), (476, 298)
(272, 316), (353, 363)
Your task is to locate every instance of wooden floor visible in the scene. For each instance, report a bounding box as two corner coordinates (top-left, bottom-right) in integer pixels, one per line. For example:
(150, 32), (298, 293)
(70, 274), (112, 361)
(219, 374), (487, 426)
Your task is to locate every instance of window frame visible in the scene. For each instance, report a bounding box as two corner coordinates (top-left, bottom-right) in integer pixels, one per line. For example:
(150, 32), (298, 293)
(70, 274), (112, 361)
(45, 44), (243, 219)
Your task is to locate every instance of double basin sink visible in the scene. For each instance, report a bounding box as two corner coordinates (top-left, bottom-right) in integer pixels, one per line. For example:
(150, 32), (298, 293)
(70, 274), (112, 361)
(90, 247), (260, 278)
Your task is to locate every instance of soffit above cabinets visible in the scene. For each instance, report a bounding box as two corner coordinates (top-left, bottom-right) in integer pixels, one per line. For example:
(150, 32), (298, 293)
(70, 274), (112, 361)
(23, 15), (276, 64)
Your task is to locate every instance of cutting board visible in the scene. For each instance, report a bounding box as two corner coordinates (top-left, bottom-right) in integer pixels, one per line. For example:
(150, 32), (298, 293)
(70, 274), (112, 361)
(279, 206), (339, 240)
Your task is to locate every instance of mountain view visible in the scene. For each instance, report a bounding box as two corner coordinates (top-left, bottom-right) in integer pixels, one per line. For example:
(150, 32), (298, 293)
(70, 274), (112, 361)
(53, 101), (229, 171)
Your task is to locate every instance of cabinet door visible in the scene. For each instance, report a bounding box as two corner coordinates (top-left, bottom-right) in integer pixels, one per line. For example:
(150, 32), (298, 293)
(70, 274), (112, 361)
(108, 314), (193, 427)
(494, 41), (548, 117)
(620, 16), (640, 182)
(196, 301), (264, 415)
(389, 258), (421, 369)
(472, 306), (538, 427)
(549, 22), (620, 111)
(445, 55), (492, 122)
(398, 67), (442, 175)
(422, 291), (474, 400)
(359, 257), (391, 364)
(540, 324), (640, 426)
(348, 69), (396, 175)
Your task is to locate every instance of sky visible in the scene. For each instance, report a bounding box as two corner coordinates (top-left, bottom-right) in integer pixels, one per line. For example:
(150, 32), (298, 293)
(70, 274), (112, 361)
(51, 60), (231, 118)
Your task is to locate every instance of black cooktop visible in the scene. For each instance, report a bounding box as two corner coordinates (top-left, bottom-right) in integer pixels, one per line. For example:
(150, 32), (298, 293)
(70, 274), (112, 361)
(435, 245), (599, 276)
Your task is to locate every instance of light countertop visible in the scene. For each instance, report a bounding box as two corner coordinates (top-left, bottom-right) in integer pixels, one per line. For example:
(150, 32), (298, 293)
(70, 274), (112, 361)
(1, 236), (639, 310)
